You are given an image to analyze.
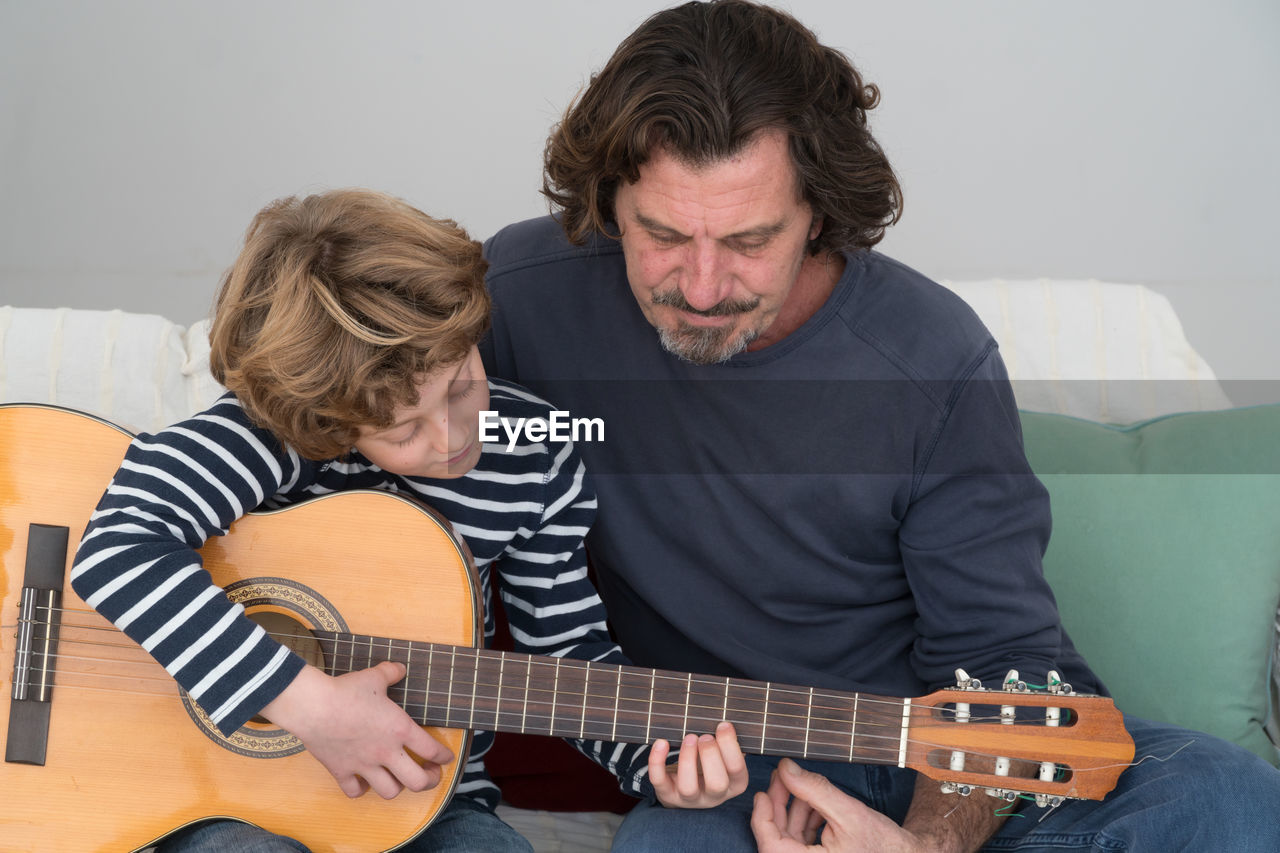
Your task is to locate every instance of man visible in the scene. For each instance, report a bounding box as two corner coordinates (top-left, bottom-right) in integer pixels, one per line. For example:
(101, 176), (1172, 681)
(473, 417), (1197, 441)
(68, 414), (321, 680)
(479, 2), (1280, 851)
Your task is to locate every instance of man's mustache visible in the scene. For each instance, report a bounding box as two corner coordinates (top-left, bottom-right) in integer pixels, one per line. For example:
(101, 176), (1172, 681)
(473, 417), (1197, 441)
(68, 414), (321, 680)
(651, 289), (761, 317)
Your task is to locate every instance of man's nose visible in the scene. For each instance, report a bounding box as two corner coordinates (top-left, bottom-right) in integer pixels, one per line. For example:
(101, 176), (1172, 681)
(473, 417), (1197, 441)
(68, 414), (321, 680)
(681, 242), (730, 312)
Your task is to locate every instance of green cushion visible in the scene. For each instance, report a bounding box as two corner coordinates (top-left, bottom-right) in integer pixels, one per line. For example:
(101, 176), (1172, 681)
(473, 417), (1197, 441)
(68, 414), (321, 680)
(1020, 404), (1280, 766)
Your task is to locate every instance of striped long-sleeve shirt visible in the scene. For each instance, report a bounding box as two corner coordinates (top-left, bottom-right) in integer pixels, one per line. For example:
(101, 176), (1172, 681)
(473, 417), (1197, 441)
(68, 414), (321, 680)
(70, 378), (649, 809)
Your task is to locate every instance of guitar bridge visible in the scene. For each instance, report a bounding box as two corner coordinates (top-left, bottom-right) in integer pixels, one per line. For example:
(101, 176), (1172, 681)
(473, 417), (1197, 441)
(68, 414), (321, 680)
(6, 523), (69, 766)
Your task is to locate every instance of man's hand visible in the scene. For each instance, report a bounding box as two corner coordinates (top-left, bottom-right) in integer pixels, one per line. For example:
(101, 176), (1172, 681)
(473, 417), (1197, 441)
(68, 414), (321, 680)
(751, 758), (931, 852)
(260, 662), (454, 799)
(649, 721), (749, 808)
(751, 758), (1008, 853)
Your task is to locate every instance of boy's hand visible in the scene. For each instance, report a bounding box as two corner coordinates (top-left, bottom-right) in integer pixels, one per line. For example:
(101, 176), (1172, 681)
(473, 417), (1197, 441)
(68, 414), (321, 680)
(649, 721), (748, 808)
(261, 662), (454, 799)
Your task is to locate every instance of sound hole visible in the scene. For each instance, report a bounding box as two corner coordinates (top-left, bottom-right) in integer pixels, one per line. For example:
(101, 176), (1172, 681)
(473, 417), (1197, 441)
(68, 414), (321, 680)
(246, 611), (325, 725)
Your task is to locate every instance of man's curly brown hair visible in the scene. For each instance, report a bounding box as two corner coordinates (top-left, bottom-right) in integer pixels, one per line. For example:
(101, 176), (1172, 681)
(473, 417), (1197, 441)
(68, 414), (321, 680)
(208, 189), (490, 460)
(543, 0), (902, 255)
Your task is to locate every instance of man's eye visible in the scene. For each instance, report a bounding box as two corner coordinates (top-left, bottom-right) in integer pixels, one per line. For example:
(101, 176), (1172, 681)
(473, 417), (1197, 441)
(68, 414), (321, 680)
(651, 231), (683, 246)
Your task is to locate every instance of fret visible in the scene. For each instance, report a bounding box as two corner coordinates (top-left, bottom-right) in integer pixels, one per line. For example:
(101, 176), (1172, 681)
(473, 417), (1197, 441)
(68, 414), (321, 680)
(579, 661), (590, 740)
(445, 647), (455, 728)
(681, 672), (691, 734)
(549, 658), (560, 733)
(521, 653), (531, 734)
(402, 642), (415, 714)
(646, 670), (655, 743)
(468, 649), (480, 730)
(803, 687), (813, 759)
(761, 683), (771, 754)
(722, 676), (730, 723)
(611, 666), (622, 742)
(426, 644), (435, 725)
(496, 654), (506, 731)
(849, 693), (859, 762)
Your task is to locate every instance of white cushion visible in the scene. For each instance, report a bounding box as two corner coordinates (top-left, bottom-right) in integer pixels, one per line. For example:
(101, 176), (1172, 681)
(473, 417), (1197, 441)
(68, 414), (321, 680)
(942, 279), (1232, 422)
(0, 306), (224, 433)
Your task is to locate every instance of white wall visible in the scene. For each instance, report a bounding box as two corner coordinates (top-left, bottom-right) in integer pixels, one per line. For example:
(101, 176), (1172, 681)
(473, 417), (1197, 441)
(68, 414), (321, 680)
(2, 0), (1276, 391)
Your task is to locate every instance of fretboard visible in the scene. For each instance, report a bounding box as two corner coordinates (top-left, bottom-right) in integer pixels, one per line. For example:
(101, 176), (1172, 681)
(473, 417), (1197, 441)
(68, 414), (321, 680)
(314, 632), (909, 765)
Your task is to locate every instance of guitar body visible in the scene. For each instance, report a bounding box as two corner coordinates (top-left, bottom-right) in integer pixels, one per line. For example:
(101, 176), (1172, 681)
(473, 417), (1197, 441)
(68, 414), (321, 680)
(1, 404), (480, 853)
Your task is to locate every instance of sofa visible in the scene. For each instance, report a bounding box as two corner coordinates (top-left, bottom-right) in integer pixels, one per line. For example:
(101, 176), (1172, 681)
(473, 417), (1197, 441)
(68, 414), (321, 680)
(2, 282), (1277, 851)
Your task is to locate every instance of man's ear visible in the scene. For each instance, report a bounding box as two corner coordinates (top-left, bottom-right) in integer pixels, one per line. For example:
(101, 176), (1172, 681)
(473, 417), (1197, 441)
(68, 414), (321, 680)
(806, 214), (825, 252)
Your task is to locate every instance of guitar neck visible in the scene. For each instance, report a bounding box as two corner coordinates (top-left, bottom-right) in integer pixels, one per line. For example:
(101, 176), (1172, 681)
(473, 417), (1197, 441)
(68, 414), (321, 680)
(315, 632), (906, 765)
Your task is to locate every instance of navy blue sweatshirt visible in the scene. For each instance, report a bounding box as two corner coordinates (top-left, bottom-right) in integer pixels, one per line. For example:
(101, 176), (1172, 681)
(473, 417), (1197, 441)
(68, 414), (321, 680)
(480, 216), (1101, 702)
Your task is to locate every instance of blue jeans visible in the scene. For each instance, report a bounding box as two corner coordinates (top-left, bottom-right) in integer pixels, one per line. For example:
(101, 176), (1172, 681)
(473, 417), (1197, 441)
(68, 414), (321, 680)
(155, 794), (532, 853)
(611, 716), (1280, 852)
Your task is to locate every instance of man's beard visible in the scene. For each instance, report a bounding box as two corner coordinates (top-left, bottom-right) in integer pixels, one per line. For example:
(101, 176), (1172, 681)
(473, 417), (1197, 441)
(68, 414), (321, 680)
(651, 289), (762, 365)
(657, 321), (759, 365)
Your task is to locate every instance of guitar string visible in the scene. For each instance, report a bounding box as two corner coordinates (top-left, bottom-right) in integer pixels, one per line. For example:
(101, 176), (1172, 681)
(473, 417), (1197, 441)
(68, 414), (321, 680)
(11, 612), (1088, 732)
(9, 614), (1099, 774)
(9, 657), (1105, 777)
(11, 639), (1063, 741)
(18, 623), (1068, 735)
(13, 648), (1093, 774)
(8, 679), (1101, 793)
(5, 599), (1121, 793)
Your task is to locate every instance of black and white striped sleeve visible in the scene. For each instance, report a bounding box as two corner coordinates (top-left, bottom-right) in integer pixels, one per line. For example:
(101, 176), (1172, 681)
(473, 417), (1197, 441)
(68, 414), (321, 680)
(70, 395), (309, 735)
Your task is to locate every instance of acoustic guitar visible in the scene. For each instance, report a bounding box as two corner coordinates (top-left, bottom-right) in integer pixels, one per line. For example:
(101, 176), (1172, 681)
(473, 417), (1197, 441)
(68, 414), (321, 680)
(1, 404), (1134, 852)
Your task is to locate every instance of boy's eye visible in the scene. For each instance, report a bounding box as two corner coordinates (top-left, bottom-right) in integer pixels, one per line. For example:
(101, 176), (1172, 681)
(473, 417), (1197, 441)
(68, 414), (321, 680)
(393, 428), (418, 447)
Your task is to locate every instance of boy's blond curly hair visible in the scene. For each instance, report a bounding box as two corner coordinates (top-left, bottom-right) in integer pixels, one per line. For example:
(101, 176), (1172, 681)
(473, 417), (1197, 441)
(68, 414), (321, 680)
(209, 189), (491, 459)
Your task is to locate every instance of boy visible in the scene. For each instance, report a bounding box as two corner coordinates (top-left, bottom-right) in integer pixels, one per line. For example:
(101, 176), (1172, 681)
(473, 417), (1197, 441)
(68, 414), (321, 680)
(70, 189), (743, 852)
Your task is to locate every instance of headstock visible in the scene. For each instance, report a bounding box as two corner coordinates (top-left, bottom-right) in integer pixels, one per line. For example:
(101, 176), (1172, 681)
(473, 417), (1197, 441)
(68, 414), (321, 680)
(906, 670), (1135, 806)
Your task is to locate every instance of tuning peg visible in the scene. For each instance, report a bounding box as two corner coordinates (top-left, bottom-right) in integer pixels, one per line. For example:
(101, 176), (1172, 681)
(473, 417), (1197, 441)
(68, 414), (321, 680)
(953, 668), (982, 690)
(1046, 670), (1074, 695)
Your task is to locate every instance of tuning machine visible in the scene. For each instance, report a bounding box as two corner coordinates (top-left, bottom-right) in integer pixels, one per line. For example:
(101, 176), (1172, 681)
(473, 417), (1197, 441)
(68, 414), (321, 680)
(940, 669), (1075, 809)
